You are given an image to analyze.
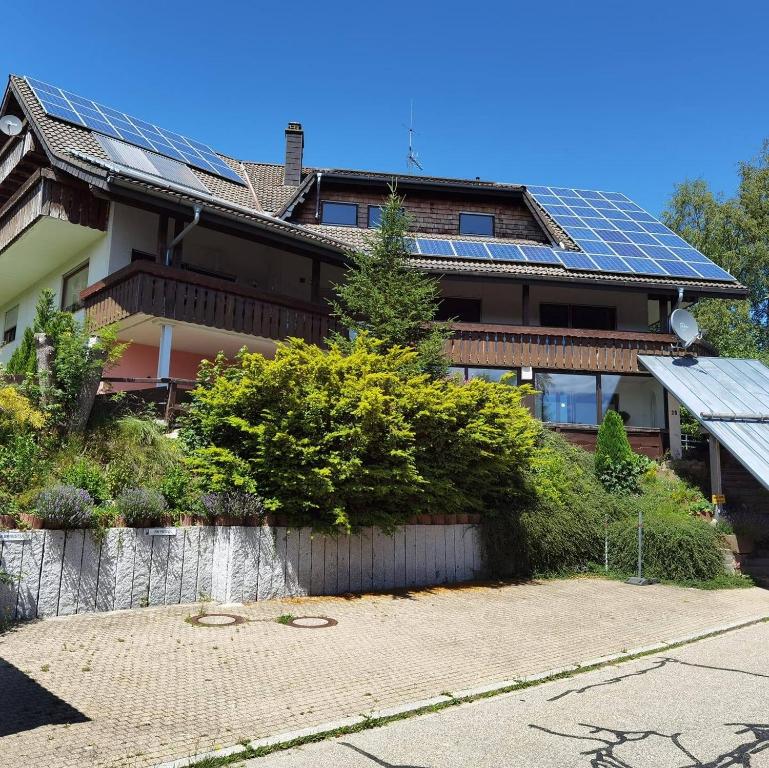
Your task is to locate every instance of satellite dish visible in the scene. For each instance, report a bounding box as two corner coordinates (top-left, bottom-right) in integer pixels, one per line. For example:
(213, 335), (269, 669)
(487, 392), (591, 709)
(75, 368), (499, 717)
(0, 115), (22, 137)
(670, 308), (701, 349)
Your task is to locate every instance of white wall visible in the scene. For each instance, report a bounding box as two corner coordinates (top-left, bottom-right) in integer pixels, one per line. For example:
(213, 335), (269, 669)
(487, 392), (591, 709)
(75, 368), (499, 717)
(0, 524), (484, 620)
(0, 234), (110, 365)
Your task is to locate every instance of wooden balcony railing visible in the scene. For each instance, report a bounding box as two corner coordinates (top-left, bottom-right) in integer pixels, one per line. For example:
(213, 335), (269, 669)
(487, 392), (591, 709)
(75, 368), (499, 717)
(447, 322), (694, 374)
(81, 262), (339, 347)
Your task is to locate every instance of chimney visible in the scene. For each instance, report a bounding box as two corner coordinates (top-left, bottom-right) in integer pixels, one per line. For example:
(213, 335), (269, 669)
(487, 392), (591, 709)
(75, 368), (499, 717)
(283, 122), (304, 186)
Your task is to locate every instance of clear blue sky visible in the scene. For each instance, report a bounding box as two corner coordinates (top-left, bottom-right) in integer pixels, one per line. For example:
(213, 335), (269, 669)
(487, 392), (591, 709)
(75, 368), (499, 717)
(2, 1), (767, 214)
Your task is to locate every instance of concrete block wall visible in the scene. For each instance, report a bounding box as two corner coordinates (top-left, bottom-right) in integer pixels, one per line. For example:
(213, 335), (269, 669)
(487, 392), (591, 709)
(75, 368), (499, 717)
(0, 524), (484, 621)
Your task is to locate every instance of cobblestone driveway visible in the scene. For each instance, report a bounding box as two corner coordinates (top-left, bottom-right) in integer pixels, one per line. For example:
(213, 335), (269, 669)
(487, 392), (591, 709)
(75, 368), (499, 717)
(2, 578), (769, 768)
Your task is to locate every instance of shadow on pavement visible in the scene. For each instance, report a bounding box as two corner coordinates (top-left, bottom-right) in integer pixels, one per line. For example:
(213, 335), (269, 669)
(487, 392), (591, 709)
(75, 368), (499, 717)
(0, 657), (89, 737)
(341, 742), (430, 767)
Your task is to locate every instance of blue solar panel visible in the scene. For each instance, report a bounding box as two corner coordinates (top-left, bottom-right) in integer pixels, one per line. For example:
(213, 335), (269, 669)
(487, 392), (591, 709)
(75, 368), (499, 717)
(529, 185), (737, 283)
(25, 77), (244, 185)
(486, 243), (526, 261)
(610, 242), (645, 258)
(592, 255), (633, 273)
(521, 246), (561, 264)
(559, 253), (598, 270)
(657, 261), (699, 278)
(692, 263), (736, 281)
(415, 239), (455, 256)
(451, 241), (491, 259)
(623, 258), (667, 276)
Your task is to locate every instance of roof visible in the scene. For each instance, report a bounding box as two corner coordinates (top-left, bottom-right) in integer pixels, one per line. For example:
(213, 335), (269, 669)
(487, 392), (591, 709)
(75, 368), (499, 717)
(2, 73), (746, 295)
(639, 355), (769, 491)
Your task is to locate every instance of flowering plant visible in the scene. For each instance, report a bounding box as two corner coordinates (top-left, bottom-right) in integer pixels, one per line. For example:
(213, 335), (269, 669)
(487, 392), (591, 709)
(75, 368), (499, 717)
(36, 485), (94, 527)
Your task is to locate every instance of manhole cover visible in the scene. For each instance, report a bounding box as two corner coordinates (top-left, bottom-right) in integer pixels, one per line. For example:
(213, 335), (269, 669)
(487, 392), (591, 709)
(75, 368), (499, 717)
(187, 613), (246, 627)
(287, 616), (338, 629)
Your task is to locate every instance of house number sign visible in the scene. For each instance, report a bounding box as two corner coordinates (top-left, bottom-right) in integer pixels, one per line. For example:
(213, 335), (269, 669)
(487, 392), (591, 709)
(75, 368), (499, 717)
(0, 532), (32, 543)
(146, 528), (177, 537)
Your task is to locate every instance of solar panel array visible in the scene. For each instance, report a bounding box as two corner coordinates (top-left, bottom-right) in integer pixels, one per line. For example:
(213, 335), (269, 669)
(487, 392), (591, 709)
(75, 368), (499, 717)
(25, 77), (244, 185)
(408, 188), (736, 283)
(527, 186), (735, 282)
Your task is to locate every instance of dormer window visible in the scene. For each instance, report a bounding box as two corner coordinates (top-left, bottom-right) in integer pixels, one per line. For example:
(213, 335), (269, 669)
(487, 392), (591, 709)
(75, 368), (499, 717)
(459, 212), (495, 236)
(321, 201), (358, 227)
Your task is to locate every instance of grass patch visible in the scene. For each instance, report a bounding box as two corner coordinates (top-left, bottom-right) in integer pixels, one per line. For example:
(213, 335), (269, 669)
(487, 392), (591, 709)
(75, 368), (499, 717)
(275, 614), (294, 625)
(568, 565), (755, 591)
(181, 616), (769, 768)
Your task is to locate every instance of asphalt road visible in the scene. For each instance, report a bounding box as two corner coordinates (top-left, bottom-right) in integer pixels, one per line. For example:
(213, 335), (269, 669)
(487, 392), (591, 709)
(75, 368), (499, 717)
(245, 621), (769, 768)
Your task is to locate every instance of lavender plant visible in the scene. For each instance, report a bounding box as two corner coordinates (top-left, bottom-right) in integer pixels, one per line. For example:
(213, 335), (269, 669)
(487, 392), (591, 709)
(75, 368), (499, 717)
(115, 487), (168, 524)
(200, 491), (263, 521)
(36, 485), (94, 528)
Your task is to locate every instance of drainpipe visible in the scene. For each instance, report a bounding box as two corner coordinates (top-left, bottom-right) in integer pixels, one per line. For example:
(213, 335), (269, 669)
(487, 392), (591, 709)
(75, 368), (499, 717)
(315, 172), (323, 220)
(157, 205), (203, 383)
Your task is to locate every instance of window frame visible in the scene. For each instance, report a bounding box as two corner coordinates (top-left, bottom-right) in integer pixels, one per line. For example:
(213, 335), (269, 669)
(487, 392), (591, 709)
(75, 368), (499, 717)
(321, 200), (359, 227)
(458, 211), (495, 237)
(539, 302), (617, 331)
(436, 296), (482, 323)
(2, 304), (19, 345)
(60, 261), (90, 313)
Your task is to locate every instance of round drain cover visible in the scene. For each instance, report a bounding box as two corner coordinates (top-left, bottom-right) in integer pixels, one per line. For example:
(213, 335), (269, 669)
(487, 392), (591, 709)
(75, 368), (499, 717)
(287, 616), (338, 629)
(187, 613), (246, 627)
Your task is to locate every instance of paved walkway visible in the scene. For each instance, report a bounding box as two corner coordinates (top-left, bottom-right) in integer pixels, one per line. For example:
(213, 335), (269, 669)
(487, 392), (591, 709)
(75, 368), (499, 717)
(249, 621), (769, 767)
(1, 578), (769, 768)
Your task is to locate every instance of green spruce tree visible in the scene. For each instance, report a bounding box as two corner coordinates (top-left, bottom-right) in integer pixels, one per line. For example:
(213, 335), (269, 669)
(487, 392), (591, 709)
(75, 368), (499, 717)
(331, 190), (450, 377)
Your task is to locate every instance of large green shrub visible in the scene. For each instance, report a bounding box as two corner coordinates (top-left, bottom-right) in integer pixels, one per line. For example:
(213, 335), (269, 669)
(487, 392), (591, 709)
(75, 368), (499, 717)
(608, 512), (724, 582)
(484, 432), (623, 577)
(181, 335), (539, 529)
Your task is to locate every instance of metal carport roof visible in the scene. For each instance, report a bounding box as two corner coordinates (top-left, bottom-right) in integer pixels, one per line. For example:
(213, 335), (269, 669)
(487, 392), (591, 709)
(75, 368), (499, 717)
(638, 355), (769, 492)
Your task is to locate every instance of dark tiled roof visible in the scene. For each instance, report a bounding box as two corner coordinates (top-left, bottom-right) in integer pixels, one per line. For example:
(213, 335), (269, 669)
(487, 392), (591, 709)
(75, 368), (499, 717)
(4, 74), (742, 294)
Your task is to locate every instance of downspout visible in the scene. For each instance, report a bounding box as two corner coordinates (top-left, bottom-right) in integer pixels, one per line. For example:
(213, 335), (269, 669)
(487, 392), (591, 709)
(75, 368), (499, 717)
(315, 172), (322, 220)
(165, 204), (202, 266)
(157, 204), (202, 387)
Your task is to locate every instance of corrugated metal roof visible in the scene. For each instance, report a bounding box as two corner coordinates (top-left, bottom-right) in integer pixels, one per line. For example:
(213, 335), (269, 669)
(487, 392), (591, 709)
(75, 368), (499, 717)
(639, 355), (769, 491)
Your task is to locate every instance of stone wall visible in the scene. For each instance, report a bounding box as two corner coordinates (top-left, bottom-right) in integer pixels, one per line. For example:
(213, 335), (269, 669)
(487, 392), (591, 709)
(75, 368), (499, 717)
(0, 524), (484, 621)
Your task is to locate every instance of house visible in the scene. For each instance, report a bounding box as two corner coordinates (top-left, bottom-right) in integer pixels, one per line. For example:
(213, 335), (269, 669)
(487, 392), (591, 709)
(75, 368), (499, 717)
(0, 75), (746, 457)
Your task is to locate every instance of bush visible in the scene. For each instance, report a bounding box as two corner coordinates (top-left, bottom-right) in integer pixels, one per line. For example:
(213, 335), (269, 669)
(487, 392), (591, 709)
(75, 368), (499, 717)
(159, 464), (203, 516)
(36, 485), (94, 528)
(114, 487), (168, 525)
(483, 432), (624, 577)
(60, 457), (109, 504)
(595, 410), (633, 475)
(0, 433), (48, 495)
(608, 513), (724, 582)
(200, 491), (263, 521)
(182, 336), (539, 530)
(0, 386), (45, 433)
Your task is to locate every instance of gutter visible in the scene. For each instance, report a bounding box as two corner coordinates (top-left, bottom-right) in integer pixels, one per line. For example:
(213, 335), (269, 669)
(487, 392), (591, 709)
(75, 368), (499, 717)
(165, 204), (201, 265)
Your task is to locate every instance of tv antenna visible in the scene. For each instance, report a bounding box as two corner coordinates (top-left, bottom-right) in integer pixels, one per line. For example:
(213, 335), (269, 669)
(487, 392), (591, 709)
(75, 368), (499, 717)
(406, 101), (423, 172)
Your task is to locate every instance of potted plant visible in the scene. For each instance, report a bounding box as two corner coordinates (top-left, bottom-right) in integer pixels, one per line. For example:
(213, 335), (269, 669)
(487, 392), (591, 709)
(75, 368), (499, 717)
(36, 485), (95, 529)
(115, 487), (169, 528)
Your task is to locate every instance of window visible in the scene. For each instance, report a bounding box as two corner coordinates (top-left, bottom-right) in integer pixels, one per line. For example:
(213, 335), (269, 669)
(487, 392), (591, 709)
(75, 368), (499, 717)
(540, 303), (616, 331)
(2, 305), (18, 345)
(321, 201), (358, 227)
(535, 373), (598, 425)
(459, 212), (494, 236)
(540, 303), (570, 328)
(450, 366), (516, 385)
(368, 205), (382, 228)
(61, 262), (90, 312)
(601, 375), (665, 428)
(436, 297), (481, 323)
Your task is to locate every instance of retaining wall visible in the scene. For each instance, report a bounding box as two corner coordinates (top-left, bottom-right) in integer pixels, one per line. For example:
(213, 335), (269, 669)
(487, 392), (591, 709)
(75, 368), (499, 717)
(0, 524), (483, 621)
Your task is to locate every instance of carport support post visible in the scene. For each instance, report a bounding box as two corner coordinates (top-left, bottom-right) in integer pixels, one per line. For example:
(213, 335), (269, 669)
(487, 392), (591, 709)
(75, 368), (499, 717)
(709, 434), (723, 520)
(157, 324), (173, 383)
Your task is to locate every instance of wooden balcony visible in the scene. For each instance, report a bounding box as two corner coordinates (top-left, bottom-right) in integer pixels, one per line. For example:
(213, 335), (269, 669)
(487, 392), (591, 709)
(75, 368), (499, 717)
(447, 322), (695, 374)
(82, 262), (339, 347)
